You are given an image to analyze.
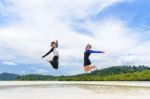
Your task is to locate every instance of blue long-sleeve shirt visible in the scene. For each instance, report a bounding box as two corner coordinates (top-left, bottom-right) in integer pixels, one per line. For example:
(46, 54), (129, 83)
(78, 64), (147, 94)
(87, 50), (103, 54)
(84, 50), (104, 66)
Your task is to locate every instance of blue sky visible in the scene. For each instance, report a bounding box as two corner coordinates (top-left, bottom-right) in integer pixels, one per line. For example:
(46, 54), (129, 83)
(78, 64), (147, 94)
(98, 0), (150, 31)
(0, 0), (150, 75)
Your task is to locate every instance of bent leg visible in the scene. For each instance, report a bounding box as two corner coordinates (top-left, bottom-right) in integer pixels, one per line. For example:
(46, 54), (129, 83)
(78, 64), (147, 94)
(84, 65), (96, 72)
(52, 56), (59, 69)
(84, 65), (91, 72)
(89, 65), (96, 71)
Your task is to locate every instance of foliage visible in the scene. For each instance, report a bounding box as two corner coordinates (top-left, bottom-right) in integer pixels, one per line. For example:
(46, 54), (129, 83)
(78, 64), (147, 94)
(1, 66), (150, 81)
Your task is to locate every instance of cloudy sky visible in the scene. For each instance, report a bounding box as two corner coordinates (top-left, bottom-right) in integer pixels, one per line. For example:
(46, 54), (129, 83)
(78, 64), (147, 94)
(0, 0), (150, 75)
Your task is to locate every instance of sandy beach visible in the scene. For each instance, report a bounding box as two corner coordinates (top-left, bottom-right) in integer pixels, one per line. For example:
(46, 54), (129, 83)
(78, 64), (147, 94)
(0, 81), (150, 87)
(0, 81), (150, 99)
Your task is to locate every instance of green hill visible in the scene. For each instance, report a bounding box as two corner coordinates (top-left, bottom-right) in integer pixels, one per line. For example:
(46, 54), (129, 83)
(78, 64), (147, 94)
(17, 74), (55, 81)
(90, 65), (150, 76)
(0, 72), (20, 80)
(57, 70), (150, 81)
(57, 66), (150, 81)
(100, 70), (150, 81)
(1, 66), (150, 81)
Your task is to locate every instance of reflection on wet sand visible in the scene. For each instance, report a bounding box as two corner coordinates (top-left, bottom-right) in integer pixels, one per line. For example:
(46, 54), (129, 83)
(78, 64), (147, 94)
(77, 84), (150, 95)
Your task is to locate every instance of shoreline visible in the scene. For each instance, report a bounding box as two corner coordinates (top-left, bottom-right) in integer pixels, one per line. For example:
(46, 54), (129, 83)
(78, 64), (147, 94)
(0, 81), (150, 87)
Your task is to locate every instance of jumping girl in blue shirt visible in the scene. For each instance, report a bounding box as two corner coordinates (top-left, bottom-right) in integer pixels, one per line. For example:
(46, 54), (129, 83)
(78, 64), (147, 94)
(84, 44), (104, 72)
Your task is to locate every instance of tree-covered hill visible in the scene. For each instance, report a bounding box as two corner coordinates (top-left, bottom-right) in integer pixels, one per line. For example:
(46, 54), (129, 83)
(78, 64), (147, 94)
(90, 65), (150, 76)
(0, 66), (150, 81)
(17, 74), (55, 81)
(0, 72), (20, 80)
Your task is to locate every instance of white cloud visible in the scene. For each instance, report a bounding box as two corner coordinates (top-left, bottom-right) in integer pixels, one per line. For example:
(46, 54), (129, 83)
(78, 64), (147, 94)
(0, 2), (3, 8)
(0, 0), (149, 74)
(67, 70), (83, 75)
(0, 0), (127, 62)
(1, 61), (17, 66)
(35, 69), (49, 74)
(20, 70), (26, 74)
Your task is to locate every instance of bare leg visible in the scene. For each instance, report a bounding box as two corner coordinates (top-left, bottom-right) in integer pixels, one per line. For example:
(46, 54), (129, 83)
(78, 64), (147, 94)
(91, 65), (97, 69)
(84, 65), (97, 72)
(88, 65), (96, 71)
(84, 66), (91, 72)
(84, 65), (96, 72)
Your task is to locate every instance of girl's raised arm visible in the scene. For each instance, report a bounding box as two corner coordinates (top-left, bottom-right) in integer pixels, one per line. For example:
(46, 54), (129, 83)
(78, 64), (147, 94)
(56, 40), (58, 47)
(42, 48), (54, 58)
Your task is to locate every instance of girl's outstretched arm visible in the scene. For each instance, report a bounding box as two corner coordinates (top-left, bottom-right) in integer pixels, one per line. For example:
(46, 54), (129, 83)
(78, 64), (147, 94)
(42, 48), (54, 58)
(88, 50), (104, 54)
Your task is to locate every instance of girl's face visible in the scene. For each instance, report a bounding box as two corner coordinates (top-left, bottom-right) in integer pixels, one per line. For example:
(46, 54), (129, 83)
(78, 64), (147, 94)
(52, 43), (57, 48)
(86, 45), (91, 50)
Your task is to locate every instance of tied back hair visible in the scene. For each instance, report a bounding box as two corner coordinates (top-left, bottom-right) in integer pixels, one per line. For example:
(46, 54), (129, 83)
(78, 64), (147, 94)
(85, 44), (92, 51)
(51, 41), (58, 48)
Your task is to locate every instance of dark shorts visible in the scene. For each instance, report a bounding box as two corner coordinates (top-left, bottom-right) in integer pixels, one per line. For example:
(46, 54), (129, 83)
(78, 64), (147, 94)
(84, 59), (91, 66)
(50, 56), (59, 69)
